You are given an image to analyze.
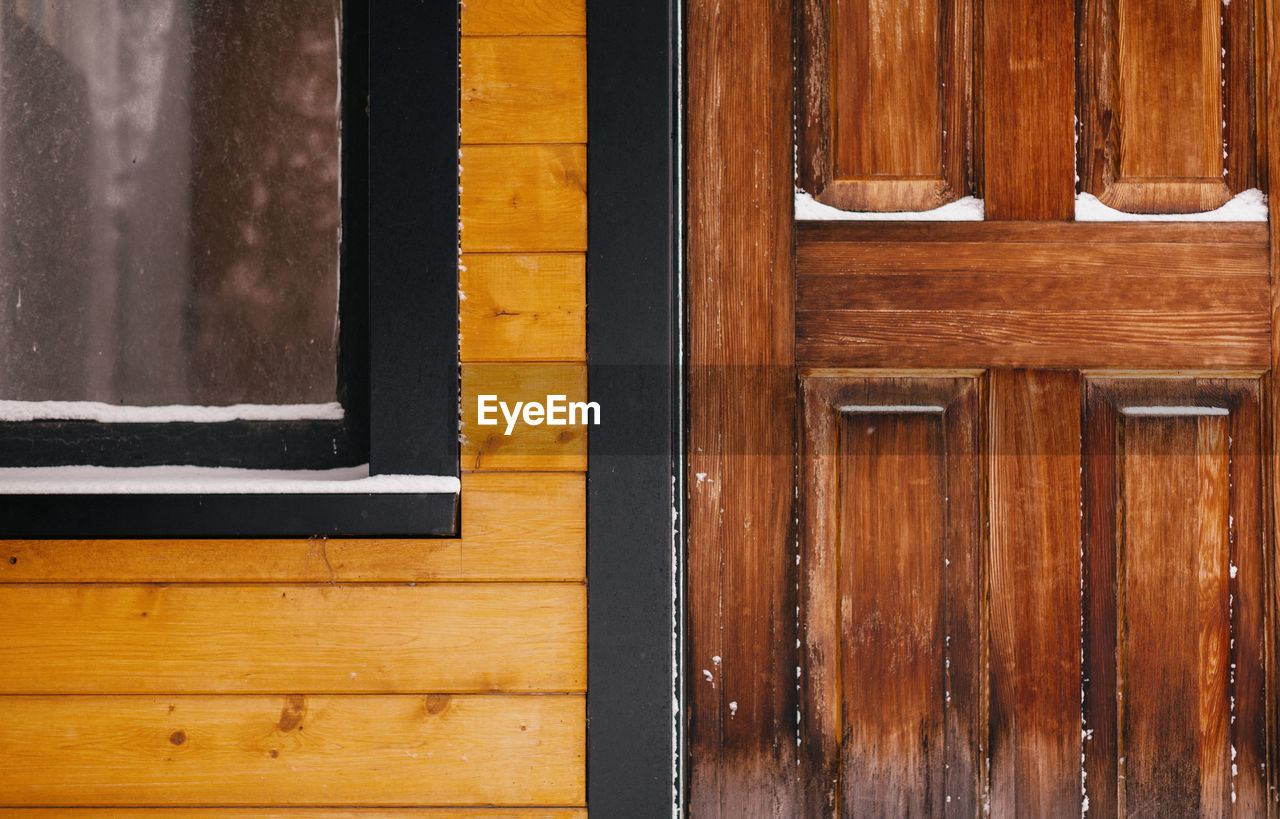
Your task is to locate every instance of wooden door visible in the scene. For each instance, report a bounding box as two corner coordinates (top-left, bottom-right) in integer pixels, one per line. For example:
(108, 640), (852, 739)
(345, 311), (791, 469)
(688, 0), (1279, 816)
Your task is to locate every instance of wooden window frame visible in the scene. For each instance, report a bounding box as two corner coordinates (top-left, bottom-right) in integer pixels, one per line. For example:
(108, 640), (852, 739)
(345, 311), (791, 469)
(0, 0), (460, 538)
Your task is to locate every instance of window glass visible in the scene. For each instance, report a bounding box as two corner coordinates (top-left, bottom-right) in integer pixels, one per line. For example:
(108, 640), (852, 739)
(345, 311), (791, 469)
(0, 0), (340, 406)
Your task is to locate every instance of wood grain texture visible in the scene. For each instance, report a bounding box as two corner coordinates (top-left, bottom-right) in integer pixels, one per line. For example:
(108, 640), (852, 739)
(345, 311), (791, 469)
(982, 0), (1075, 219)
(0, 473), (584, 583)
(988, 370), (1081, 817)
(687, 0), (799, 808)
(0, 812), (586, 818)
(0, 583), (585, 694)
(796, 0), (972, 210)
(460, 254), (585, 362)
(461, 37), (586, 144)
(460, 0), (585, 36)
(795, 222), (1270, 370)
(1267, 3), (1280, 807)
(1083, 379), (1267, 815)
(0, 695), (584, 806)
(461, 364), (587, 471)
(799, 375), (983, 816)
(1078, 0), (1257, 212)
(459, 145), (586, 252)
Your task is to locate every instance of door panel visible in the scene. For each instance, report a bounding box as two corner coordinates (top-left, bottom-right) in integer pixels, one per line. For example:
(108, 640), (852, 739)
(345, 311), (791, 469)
(796, 0), (973, 210)
(1078, 0), (1261, 212)
(1083, 379), (1268, 816)
(801, 375), (984, 816)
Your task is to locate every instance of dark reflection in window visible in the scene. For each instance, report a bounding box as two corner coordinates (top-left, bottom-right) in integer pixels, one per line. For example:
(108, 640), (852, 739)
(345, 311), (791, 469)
(0, 0), (340, 406)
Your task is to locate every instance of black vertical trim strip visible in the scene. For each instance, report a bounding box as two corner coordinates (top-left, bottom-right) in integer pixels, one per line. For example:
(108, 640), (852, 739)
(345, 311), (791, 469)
(588, 0), (681, 812)
(367, 0), (460, 478)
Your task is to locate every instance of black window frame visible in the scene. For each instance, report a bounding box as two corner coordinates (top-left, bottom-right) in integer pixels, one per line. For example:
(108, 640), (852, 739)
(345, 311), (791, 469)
(0, 0), (460, 538)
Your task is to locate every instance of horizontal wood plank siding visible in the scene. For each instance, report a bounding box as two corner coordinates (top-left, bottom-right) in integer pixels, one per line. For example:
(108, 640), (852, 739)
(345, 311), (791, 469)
(462, 0), (585, 36)
(460, 254), (586, 363)
(462, 37), (586, 144)
(460, 145), (587, 252)
(0, 811), (587, 818)
(0, 584), (585, 694)
(0, 1), (590, 811)
(0, 695), (584, 806)
(0, 473), (584, 583)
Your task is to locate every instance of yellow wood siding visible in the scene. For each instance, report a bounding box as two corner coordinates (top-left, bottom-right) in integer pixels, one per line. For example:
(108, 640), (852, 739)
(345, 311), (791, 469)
(0, 1), (589, 810)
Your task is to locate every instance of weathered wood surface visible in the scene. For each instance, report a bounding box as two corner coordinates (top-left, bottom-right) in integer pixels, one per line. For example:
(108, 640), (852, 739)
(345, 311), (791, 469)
(982, 0), (1074, 219)
(462, 37), (586, 144)
(460, 254), (585, 363)
(796, 222), (1270, 370)
(1083, 379), (1267, 815)
(799, 375), (982, 815)
(0, 695), (584, 806)
(0, 583), (585, 693)
(987, 370), (1081, 817)
(459, 145), (586, 253)
(796, 0), (972, 210)
(687, 0), (799, 809)
(1078, 0), (1257, 212)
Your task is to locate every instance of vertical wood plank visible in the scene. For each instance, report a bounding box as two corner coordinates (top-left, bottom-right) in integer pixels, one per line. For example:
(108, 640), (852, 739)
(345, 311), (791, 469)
(982, 0), (1075, 219)
(687, 0), (798, 810)
(1268, 0), (1280, 806)
(988, 369), (1081, 816)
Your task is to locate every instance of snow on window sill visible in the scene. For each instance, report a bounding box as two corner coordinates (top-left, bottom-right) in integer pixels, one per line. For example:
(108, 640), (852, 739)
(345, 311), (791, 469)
(0, 400), (345, 423)
(1075, 188), (1267, 222)
(795, 190), (985, 221)
(0, 464), (459, 495)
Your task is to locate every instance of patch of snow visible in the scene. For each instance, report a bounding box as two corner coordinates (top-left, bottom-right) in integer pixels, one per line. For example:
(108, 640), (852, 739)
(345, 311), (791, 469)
(1076, 188), (1267, 221)
(839, 404), (946, 413)
(0, 464), (459, 495)
(795, 191), (985, 221)
(1120, 406), (1229, 417)
(0, 400), (344, 423)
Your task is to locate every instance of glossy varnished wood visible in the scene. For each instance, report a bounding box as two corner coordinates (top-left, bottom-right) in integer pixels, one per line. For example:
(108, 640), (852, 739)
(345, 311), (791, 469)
(988, 370), (1082, 817)
(1083, 379), (1267, 815)
(800, 375), (983, 815)
(1078, 0), (1257, 212)
(795, 0), (972, 210)
(0, 695), (584, 806)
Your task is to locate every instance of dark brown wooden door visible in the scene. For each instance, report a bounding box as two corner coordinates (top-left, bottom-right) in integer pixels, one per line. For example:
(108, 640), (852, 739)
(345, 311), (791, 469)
(688, 0), (1279, 816)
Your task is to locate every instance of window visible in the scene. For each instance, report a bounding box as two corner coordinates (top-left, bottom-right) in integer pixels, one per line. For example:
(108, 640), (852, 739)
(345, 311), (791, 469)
(0, 0), (460, 537)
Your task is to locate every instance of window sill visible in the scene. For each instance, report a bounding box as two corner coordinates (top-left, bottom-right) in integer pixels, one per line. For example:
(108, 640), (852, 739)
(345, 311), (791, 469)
(0, 467), (459, 539)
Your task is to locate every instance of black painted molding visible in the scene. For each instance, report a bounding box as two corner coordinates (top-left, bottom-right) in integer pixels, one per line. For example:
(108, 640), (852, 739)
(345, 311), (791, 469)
(587, 0), (682, 813)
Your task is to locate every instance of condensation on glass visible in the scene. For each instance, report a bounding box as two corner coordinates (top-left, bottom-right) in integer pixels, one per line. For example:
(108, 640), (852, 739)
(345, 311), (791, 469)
(0, 0), (341, 406)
